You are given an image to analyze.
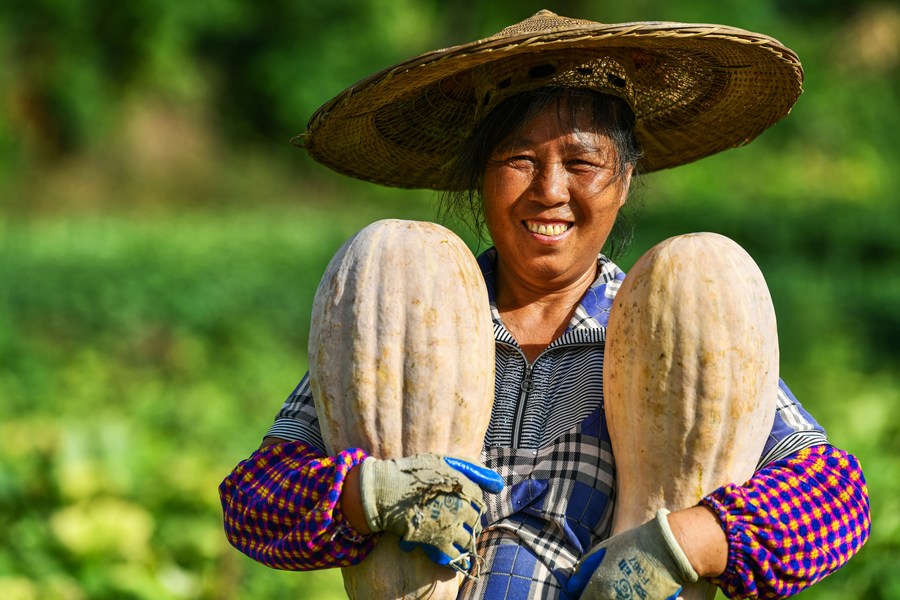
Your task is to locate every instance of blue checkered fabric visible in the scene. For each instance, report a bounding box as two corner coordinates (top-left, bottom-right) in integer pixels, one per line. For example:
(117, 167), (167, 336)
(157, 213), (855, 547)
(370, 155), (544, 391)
(267, 249), (827, 599)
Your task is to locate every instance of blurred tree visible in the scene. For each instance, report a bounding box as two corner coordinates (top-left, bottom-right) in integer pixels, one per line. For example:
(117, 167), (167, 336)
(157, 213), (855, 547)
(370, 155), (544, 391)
(1, 0), (895, 165)
(0, 2), (896, 598)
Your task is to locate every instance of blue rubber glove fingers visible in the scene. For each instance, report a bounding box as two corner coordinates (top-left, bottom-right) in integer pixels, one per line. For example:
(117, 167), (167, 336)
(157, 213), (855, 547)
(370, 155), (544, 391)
(443, 456), (505, 494)
(566, 510), (696, 600)
(566, 546), (606, 597)
(566, 548), (606, 598)
(360, 454), (490, 570)
(398, 539), (472, 571)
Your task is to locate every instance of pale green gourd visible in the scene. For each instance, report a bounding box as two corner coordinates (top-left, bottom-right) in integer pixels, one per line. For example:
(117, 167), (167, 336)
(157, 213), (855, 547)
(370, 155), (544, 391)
(309, 219), (495, 599)
(604, 233), (779, 600)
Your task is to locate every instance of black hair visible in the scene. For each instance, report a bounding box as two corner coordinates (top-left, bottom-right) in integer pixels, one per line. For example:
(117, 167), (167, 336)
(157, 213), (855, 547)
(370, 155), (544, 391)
(439, 87), (643, 260)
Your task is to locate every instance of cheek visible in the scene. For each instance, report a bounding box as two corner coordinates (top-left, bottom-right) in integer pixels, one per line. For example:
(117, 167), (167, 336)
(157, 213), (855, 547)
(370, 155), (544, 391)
(582, 194), (623, 223)
(593, 185), (628, 222)
(482, 164), (511, 199)
(578, 200), (624, 247)
(481, 176), (518, 224)
(600, 203), (623, 230)
(480, 195), (505, 241)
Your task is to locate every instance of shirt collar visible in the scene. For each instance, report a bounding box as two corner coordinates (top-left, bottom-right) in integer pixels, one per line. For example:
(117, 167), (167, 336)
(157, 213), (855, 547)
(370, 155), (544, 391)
(476, 247), (626, 335)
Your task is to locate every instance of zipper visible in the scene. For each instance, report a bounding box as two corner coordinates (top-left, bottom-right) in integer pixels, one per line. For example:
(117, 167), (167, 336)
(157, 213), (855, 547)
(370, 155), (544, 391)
(500, 339), (600, 449)
(510, 362), (534, 448)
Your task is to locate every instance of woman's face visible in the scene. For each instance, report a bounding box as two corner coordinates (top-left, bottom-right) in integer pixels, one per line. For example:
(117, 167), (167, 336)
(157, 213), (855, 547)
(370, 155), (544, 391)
(482, 100), (632, 292)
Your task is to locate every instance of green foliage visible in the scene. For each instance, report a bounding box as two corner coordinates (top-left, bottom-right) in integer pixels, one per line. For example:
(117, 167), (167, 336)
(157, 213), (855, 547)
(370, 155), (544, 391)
(2, 196), (897, 598)
(0, 0), (441, 160)
(0, 206), (405, 598)
(0, 1), (896, 597)
(2, 0), (895, 163)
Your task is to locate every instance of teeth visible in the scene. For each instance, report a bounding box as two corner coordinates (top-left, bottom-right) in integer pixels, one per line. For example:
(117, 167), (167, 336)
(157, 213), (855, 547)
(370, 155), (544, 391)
(528, 222), (569, 236)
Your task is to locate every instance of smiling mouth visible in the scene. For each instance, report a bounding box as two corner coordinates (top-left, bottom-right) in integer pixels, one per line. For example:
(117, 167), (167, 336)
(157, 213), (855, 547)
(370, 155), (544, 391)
(525, 221), (570, 236)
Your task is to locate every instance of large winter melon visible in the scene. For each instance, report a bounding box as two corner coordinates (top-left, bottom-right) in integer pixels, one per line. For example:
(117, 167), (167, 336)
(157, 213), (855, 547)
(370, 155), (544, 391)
(309, 219), (495, 599)
(604, 232), (779, 600)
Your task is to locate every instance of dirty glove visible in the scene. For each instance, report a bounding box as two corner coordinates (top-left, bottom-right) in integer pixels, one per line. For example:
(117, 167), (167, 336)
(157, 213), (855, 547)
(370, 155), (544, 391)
(359, 453), (504, 571)
(567, 509), (698, 600)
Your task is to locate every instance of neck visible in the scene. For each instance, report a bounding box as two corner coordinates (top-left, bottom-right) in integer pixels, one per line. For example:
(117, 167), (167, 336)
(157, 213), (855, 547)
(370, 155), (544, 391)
(494, 259), (597, 361)
(494, 254), (597, 312)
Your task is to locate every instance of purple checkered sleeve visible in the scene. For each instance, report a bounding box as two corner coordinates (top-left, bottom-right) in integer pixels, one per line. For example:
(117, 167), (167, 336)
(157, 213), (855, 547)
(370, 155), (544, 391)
(219, 440), (375, 570)
(219, 250), (870, 597)
(702, 445), (870, 599)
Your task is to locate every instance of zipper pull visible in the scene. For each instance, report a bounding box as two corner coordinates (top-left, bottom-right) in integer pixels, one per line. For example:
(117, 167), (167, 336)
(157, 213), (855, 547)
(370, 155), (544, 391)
(521, 364), (534, 393)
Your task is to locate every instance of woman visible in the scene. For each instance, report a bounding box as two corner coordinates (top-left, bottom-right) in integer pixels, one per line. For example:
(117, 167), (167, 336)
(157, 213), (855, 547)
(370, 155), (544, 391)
(219, 11), (869, 599)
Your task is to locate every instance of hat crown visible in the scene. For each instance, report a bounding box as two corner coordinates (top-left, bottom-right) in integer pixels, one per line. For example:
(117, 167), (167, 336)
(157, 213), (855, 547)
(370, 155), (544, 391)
(491, 10), (600, 39)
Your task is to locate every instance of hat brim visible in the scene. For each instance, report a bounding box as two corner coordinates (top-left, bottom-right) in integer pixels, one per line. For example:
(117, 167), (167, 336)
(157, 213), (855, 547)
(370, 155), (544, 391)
(298, 13), (803, 190)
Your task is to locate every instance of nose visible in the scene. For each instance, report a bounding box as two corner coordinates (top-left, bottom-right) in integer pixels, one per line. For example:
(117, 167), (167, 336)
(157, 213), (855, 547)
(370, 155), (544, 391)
(530, 161), (569, 206)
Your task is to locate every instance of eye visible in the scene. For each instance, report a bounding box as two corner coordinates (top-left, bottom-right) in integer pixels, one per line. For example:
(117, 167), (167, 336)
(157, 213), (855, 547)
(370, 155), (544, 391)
(566, 150), (616, 173)
(566, 158), (600, 171)
(503, 154), (536, 169)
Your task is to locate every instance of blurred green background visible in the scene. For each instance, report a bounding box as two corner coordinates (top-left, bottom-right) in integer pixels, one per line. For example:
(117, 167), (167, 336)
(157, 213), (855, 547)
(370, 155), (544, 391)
(0, 1), (897, 598)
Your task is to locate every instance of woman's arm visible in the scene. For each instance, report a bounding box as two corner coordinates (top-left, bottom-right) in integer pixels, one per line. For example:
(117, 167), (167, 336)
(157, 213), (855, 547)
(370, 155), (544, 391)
(675, 379), (870, 597)
(699, 444), (870, 598)
(667, 505), (728, 577)
(219, 438), (376, 570)
(339, 463), (372, 534)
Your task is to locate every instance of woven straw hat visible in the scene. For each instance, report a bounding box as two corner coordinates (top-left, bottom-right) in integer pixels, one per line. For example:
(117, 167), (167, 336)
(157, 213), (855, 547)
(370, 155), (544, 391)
(296, 10), (803, 190)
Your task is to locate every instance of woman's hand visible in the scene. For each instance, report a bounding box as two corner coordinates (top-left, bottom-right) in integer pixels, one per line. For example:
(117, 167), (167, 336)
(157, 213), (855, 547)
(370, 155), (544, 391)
(358, 453), (504, 571)
(566, 509), (700, 600)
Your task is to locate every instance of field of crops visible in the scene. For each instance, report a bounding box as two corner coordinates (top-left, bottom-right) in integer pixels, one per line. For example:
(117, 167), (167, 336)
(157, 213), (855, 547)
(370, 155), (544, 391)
(2, 1), (897, 597)
(2, 182), (897, 598)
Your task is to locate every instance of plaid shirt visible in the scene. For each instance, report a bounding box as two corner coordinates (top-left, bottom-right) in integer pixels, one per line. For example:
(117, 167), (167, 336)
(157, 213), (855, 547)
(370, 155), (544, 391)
(220, 249), (869, 599)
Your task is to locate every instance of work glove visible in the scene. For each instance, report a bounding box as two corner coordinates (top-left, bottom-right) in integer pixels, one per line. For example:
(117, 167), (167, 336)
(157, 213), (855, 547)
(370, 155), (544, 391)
(567, 509), (699, 600)
(359, 453), (504, 572)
